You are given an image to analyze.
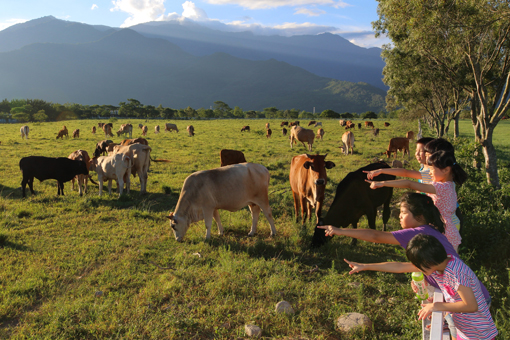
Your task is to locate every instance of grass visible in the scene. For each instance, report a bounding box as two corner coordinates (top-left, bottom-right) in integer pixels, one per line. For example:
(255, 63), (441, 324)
(0, 118), (508, 339)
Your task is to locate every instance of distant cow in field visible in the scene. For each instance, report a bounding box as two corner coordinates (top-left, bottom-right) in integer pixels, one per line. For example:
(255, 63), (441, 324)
(290, 126), (315, 152)
(20, 125), (29, 139)
(384, 137), (410, 159)
(72, 129), (79, 138)
(365, 121), (374, 128)
(406, 131), (415, 140)
(98, 122), (105, 128)
(308, 120), (316, 126)
(311, 162), (395, 247)
(241, 126), (250, 132)
(117, 124), (133, 138)
(187, 125), (195, 137)
(220, 149), (247, 167)
(141, 125), (148, 136)
(265, 123), (270, 130)
(138, 123), (143, 129)
(19, 156), (89, 197)
(120, 138), (149, 146)
(56, 126), (68, 139)
(282, 128), (288, 136)
(92, 126), (96, 134)
(94, 139), (114, 157)
(373, 128), (380, 137)
(384, 122), (390, 127)
(314, 122), (322, 127)
(290, 154), (335, 222)
(89, 153), (132, 196)
(103, 124), (113, 138)
(167, 163), (277, 241)
(339, 120), (346, 126)
(266, 128), (272, 138)
(340, 131), (354, 155)
(289, 121), (300, 127)
(345, 121), (355, 129)
(316, 128), (324, 140)
(281, 121), (289, 127)
(68, 150), (92, 196)
(164, 123), (179, 133)
(110, 143), (152, 194)
(154, 125), (160, 134)
(358, 123), (362, 129)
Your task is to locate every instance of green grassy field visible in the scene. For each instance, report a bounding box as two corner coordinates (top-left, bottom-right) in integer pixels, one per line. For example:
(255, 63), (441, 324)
(0, 118), (508, 339)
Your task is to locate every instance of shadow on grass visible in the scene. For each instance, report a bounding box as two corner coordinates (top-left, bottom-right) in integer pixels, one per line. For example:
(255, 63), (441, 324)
(0, 184), (22, 199)
(0, 234), (30, 251)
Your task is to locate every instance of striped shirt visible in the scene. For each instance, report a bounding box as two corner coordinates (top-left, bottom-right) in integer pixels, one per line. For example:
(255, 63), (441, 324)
(431, 256), (498, 340)
(419, 165), (432, 184)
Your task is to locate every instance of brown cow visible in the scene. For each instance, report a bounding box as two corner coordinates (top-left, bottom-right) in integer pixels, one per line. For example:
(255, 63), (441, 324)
(406, 131), (415, 140)
(220, 149), (247, 167)
(339, 119), (346, 126)
(289, 121), (300, 127)
(282, 128), (288, 136)
(365, 121), (374, 128)
(384, 137), (410, 159)
(141, 125), (148, 136)
(103, 124), (113, 137)
(154, 125), (160, 134)
(117, 123), (133, 138)
(289, 154), (335, 222)
(384, 122), (391, 127)
(373, 128), (380, 137)
(98, 122), (105, 128)
(290, 126), (315, 152)
(241, 126), (250, 132)
(266, 128), (272, 138)
(281, 121), (289, 127)
(138, 123), (143, 129)
(68, 150), (91, 196)
(56, 126), (68, 139)
(164, 123), (179, 132)
(308, 120), (316, 126)
(345, 121), (355, 129)
(92, 126), (96, 134)
(316, 128), (324, 140)
(94, 140), (113, 157)
(340, 131), (354, 155)
(120, 138), (149, 146)
(72, 129), (80, 138)
(187, 125), (195, 137)
(265, 123), (270, 130)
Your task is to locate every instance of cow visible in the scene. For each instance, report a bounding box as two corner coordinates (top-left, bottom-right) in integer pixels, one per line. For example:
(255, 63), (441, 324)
(308, 120), (316, 126)
(290, 154), (335, 223)
(314, 122), (322, 127)
(266, 128), (272, 138)
(187, 125), (195, 137)
(290, 126), (314, 152)
(406, 130), (415, 140)
(339, 119), (346, 126)
(220, 149), (247, 167)
(19, 156), (89, 197)
(120, 138), (149, 146)
(281, 121), (289, 127)
(358, 123), (362, 130)
(106, 143), (119, 153)
(20, 125), (29, 139)
(89, 153), (132, 196)
(164, 123), (179, 133)
(282, 128), (288, 136)
(384, 137), (410, 159)
(316, 128), (324, 140)
(311, 162), (395, 247)
(98, 122), (105, 128)
(68, 150), (92, 196)
(103, 124), (113, 137)
(141, 125), (148, 136)
(154, 125), (160, 134)
(365, 121), (374, 128)
(345, 121), (355, 129)
(384, 122), (391, 127)
(72, 129), (80, 138)
(167, 163), (277, 241)
(241, 126), (250, 132)
(92, 126), (96, 134)
(373, 128), (380, 137)
(340, 131), (354, 155)
(265, 123), (270, 130)
(138, 123), (143, 129)
(110, 143), (152, 194)
(94, 140), (114, 157)
(289, 121), (300, 127)
(56, 126), (68, 139)
(117, 123), (133, 138)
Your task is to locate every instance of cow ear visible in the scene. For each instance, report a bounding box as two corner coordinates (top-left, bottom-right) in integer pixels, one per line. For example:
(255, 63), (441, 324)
(166, 212), (175, 220)
(305, 153), (311, 159)
(303, 161), (312, 169)
(325, 161), (336, 169)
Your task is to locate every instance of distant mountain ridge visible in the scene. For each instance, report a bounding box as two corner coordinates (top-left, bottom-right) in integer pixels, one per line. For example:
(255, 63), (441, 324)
(0, 16), (387, 113)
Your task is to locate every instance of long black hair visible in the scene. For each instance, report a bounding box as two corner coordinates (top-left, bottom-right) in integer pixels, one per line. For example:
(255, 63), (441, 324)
(427, 150), (468, 186)
(400, 192), (444, 234)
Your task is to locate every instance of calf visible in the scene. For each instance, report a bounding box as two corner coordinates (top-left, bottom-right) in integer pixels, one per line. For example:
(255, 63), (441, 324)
(373, 128), (380, 137)
(167, 163), (277, 241)
(68, 150), (91, 196)
(282, 128), (288, 136)
(91, 126), (96, 134)
(384, 137), (410, 159)
(241, 125), (250, 132)
(384, 122), (390, 127)
(72, 129), (80, 138)
(266, 128), (272, 138)
(340, 131), (354, 155)
(290, 126), (315, 152)
(89, 153), (132, 196)
(56, 126), (68, 139)
(290, 154), (335, 222)
(311, 162), (395, 247)
(281, 121), (289, 127)
(187, 125), (195, 137)
(316, 128), (324, 140)
(365, 121), (374, 128)
(19, 156), (89, 197)
(357, 123), (362, 130)
(20, 125), (29, 139)
(220, 149), (247, 167)
(265, 122), (270, 130)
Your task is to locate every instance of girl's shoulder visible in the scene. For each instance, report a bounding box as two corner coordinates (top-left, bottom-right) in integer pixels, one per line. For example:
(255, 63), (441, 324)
(432, 181), (456, 190)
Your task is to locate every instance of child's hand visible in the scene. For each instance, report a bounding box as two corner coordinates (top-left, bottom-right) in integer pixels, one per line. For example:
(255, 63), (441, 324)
(418, 302), (435, 320)
(363, 170), (381, 180)
(365, 180), (383, 189)
(344, 259), (366, 274)
(317, 225), (340, 237)
(411, 280), (418, 293)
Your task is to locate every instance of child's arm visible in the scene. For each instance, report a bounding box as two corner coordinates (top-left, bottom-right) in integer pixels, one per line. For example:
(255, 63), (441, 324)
(317, 225), (400, 245)
(418, 284), (478, 320)
(344, 259), (419, 274)
(366, 179), (436, 194)
(364, 168), (422, 180)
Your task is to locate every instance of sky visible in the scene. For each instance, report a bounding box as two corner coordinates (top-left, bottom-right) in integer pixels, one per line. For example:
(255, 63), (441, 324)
(0, 0), (390, 48)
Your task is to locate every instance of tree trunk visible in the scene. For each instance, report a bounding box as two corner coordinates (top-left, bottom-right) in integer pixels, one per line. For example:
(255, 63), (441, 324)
(481, 136), (500, 188)
(454, 114), (460, 138)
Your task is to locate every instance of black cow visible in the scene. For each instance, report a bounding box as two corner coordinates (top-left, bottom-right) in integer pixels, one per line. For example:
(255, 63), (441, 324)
(311, 162), (395, 247)
(19, 156), (89, 197)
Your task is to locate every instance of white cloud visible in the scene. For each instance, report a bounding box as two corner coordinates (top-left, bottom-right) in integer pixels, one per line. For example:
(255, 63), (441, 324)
(0, 18), (28, 31)
(294, 7), (326, 17)
(91, 4), (99, 10)
(111, 0), (175, 27)
(182, 1), (208, 21)
(204, 0), (352, 10)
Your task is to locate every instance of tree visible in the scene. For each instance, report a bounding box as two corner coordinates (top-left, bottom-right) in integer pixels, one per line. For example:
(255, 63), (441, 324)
(33, 110), (48, 122)
(340, 112), (354, 118)
(320, 109), (340, 118)
(361, 111), (378, 119)
(119, 99), (143, 117)
(374, 0), (510, 188)
(213, 101), (231, 117)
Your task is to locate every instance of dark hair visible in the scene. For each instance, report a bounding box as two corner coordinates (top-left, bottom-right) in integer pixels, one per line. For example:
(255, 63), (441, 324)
(400, 192), (444, 233)
(427, 150), (468, 186)
(424, 138), (454, 154)
(406, 234), (447, 271)
(416, 137), (434, 146)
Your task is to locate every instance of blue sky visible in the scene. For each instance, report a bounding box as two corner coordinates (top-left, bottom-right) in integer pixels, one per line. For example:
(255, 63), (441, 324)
(0, 0), (390, 48)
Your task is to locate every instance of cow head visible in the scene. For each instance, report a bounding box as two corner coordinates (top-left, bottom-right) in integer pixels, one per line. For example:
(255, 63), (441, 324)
(303, 154), (335, 203)
(167, 212), (189, 242)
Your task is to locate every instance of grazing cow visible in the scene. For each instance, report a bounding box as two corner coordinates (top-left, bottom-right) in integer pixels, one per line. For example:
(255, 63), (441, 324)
(103, 124), (113, 137)
(384, 122), (391, 127)
(339, 119), (346, 126)
(406, 130), (415, 140)
(358, 123), (362, 130)
(117, 123), (133, 138)
(289, 121), (300, 127)
(241, 125), (250, 132)
(187, 125), (195, 137)
(282, 128), (288, 136)
(384, 137), (410, 159)
(265, 123), (270, 130)
(373, 128), (380, 137)
(290, 154), (335, 222)
(308, 120), (316, 126)
(110, 143), (152, 194)
(340, 131), (355, 155)
(220, 149), (247, 167)
(94, 140), (114, 157)
(68, 150), (92, 196)
(120, 138), (149, 146)
(72, 129), (80, 138)
(167, 163), (277, 241)
(89, 153), (132, 196)
(345, 121), (355, 129)
(56, 126), (68, 139)
(266, 128), (272, 138)
(314, 122), (322, 127)
(316, 128), (324, 140)
(164, 123), (179, 133)
(138, 123), (143, 129)
(92, 126), (96, 134)
(141, 125), (148, 136)
(311, 162), (395, 247)
(365, 121), (374, 128)
(290, 126), (315, 152)
(281, 121), (289, 127)
(19, 156), (89, 197)
(20, 125), (29, 139)
(98, 122), (105, 128)
(154, 125), (160, 134)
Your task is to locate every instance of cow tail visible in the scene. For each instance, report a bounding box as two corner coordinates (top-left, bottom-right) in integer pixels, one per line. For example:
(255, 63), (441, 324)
(149, 156), (171, 163)
(88, 175), (99, 186)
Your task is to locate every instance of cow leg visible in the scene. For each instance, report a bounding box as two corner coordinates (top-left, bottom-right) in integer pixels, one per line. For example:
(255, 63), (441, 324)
(212, 209), (223, 235)
(77, 175), (83, 196)
(254, 200), (277, 237)
(28, 178), (35, 195)
(118, 178), (124, 196)
(84, 176), (88, 194)
(71, 177), (76, 191)
(292, 191), (301, 222)
(57, 181), (64, 195)
(98, 176), (103, 196)
(203, 209), (214, 240)
(367, 207), (377, 230)
(300, 196), (309, 221)
(382, 195), (392, 231)
(248, 204), (261, 236)
(21, 176), (30, 197)
(108, 180), (112, 195)
(290, 137), (294, 148)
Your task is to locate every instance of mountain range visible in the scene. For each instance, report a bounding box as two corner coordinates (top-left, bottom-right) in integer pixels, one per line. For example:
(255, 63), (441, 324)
(0, 16), (387, 113)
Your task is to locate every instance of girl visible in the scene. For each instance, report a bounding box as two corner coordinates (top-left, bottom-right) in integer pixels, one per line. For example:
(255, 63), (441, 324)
(365, 150), (467, 251)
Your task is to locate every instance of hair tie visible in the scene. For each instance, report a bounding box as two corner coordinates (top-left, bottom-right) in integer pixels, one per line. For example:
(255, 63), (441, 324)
(453, 162), (456, 165)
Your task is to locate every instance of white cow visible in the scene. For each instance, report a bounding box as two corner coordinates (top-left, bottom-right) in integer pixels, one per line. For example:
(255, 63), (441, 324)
(111, 143), (152, 194)
(314, 122), (322, 127)
(164, 123), (179, 133)
(117, 123), (133, 138)
(20, 125), (29, 139)
(154, 125), (160, 134)
(167, 163), (277, 241)
(340, 131), (355, 155)
(89, 153), (132, 196)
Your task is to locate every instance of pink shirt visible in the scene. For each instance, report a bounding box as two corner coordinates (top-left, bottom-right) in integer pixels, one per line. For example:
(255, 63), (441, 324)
(428, 181), (461, 248)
